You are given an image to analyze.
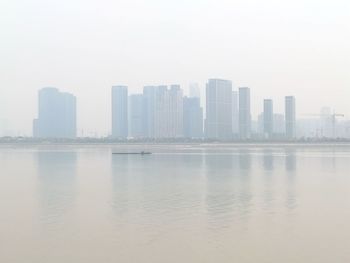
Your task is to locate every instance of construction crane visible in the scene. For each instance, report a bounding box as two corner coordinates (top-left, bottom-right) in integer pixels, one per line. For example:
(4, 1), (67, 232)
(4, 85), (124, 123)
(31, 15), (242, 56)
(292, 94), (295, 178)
(301, 113), (345, 138)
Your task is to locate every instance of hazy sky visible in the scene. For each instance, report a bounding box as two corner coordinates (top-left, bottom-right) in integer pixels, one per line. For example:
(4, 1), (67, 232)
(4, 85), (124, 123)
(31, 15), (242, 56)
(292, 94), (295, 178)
(0, 0), (349, 136)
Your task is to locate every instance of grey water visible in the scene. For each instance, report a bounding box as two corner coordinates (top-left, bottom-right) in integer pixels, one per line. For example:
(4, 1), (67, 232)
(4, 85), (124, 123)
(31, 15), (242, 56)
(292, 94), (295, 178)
(1, 145), (350, 263)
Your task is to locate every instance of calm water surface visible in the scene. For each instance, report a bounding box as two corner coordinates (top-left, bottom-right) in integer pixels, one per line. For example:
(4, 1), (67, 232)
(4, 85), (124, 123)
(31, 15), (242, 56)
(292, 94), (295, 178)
(1, 145), (350, 262)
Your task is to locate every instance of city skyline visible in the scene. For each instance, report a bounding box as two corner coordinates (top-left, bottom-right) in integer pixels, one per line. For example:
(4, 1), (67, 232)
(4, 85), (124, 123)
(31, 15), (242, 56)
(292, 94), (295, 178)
(2, 80), (350, 137)
(1, 0), (349, 136)
(22, 81), (350, 140)
(1, 1), (350, 262)
(1, 80), (350, 139)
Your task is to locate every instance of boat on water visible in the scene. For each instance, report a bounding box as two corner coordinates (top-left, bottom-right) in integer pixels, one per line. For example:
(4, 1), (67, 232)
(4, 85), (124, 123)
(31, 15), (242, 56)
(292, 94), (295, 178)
(112, 151), (152, 155)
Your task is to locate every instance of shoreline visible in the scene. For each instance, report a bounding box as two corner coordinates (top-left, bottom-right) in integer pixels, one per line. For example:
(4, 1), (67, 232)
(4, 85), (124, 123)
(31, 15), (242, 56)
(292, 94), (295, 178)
(1, 142), (350, 148)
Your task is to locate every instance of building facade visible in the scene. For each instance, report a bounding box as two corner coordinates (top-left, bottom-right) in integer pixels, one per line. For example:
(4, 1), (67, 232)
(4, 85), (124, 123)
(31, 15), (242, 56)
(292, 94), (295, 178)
(183, 96), (203, 138)
(34, 87), (76, 138)
(128, 94), (145, 138)
(239, 87), (251, 140)
(285, 96), (296, 139)
(143, 85), (184, 139)
(143, 86), (157, 138)
(263, 99), (274, 138)
(205, 79), (233, 140)
(112, 86), (128, 139)
(232, 90), (239, 136)
(168, 85), (184, 138)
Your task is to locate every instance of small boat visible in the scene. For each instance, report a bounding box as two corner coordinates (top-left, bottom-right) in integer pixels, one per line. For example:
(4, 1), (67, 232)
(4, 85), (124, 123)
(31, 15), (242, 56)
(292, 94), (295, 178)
(112, 151), (152, 155)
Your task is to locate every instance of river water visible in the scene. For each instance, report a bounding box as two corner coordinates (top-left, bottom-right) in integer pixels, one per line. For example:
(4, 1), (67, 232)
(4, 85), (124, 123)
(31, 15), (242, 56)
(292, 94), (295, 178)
(0, 144), (349, 262)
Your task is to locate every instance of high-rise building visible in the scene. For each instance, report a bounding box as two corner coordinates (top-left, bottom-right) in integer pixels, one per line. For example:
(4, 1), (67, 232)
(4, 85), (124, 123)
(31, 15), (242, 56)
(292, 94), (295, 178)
(143, 86), (157, 138)
(168, 85), (183, 138)
(263, 99), (274, 138)
(232, 90), (239, 135)
(285, 96), (296, 139)
(112, 86), (128, 139)
(143, 85), (184, 139)
(128, 94), (145, 138)
(205, 79), (233, 140)
(183, 96), (203, 138)
(239, 87), (251, 140)
(62, 92), (77, 138)
(34, 87), (76, 138)
(154, 85), (170, 138)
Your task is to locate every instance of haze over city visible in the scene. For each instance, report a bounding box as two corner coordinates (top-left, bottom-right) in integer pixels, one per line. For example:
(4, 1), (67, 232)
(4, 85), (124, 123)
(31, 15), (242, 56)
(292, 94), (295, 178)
(2, 1), (350, 263)
(0, 0), (349, 136)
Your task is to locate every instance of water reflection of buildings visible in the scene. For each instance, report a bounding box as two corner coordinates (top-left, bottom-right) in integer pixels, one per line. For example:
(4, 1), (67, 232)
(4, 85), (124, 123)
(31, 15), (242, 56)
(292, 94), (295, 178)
(262, 149), (275, 213)
(263, 149), (274, 171)
(111, 155), (130, 219)
(237, 150), (253, 221)
(111, 152), (205, 226)
(37, 151), (77, 224)
(205, 150), (252, 229)
(285, 148), (297, 211)
(285, 149), (297, 172)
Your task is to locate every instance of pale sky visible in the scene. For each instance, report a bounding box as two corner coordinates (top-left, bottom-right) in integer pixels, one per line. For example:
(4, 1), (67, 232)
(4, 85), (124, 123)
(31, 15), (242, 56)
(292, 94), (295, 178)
(0, 0), (349, 136)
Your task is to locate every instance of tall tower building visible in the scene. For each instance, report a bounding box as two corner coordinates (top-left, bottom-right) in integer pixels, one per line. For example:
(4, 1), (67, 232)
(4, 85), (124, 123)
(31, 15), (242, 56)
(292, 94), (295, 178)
(183, 96), (203, 138)
(168, 85), (184, 138)
(205, 79), (233, 140)
(34, 87), (76, 138)
(154, 85), (170, 138)
(143, 85), (184, 139)
(232, 90), (239, 135)
(128, 94), (145, 138)
(143, 86), (157, 138)
(112, 86), (128, 139)
(285, 96), (296, 139)
(263, 99), (274, 138)
(239, 87), (251, 140)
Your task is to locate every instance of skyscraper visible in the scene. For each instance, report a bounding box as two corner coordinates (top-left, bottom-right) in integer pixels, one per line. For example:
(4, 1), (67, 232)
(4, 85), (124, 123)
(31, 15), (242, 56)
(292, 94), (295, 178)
(143, 86), (157, 138)
(143, 85), (184, 139)
(168, 85), (184, 138)
(34, 87), (76, 138)
(128, 94), (145, 138)
(112, 86), (128, 139)
(154, 85), (170, 138)
(285, 96), (296, 139)
(232, 90), (239, 135)
(239, 87), (251, 140)
(205, 79), (233, 140)
(263, 99), (274, 138)
(183, 96), (203, 138)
